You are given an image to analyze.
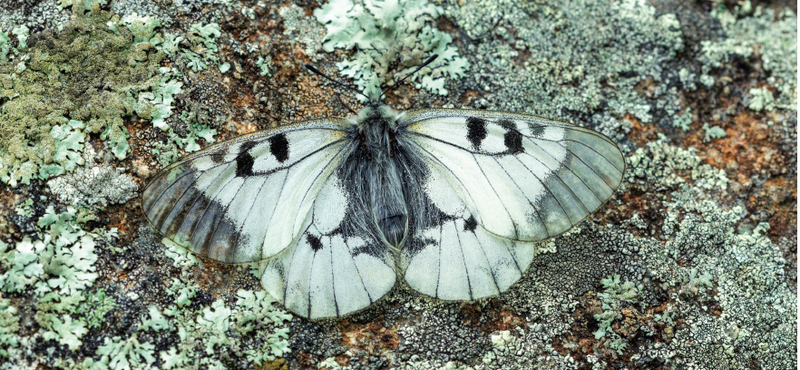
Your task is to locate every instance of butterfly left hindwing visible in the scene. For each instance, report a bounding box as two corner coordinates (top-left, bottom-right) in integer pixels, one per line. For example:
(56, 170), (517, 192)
(259, 171), (396, 319)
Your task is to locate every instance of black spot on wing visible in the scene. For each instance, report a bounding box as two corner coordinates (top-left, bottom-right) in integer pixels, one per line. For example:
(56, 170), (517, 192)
(528, 123), (546, 137)
(269, 133), (290, 163)
(504, 130), (524, 154)
(463, 215), (477, 232)
(466, 117), (488, 150)
(210, 148), (225, 164)
(235, 141), (257, 177)
(496, 119), (524, 153)
(307, 234), (323, 252)
(496, 119), (516, 130)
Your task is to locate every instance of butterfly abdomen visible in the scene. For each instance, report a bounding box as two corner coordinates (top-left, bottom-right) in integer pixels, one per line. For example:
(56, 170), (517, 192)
(345, 104), (412, 249)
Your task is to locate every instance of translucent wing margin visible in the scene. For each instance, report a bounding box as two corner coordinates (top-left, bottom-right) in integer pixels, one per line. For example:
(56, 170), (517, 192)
(401, 109), (625, 242)
(141, 120), (351, 263)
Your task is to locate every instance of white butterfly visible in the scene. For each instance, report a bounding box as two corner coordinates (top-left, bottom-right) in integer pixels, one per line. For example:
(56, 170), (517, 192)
(142, 58), (625, 319)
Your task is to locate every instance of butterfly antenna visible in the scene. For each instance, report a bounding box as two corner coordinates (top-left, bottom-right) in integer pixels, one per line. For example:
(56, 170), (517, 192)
(381, 54), (439, 99)
(336, 93), (358, 115)
(305, 64), (371, 102)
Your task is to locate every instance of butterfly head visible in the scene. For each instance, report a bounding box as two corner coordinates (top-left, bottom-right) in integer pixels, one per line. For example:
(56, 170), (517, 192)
(353, 100), (400, 132)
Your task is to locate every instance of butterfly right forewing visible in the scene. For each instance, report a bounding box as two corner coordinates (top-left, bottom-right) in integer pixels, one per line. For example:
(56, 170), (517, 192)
(142, 120), (352, 264)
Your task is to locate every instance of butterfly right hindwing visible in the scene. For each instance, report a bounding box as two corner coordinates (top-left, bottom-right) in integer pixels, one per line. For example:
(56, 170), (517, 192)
(260, 171), (396, 319)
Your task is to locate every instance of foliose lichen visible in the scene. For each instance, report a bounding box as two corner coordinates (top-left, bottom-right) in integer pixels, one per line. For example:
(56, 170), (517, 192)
(314, 0), (470, 99)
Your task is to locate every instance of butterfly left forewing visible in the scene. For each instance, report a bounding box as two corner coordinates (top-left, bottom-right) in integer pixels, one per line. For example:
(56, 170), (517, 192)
(142, 120), (351, 263)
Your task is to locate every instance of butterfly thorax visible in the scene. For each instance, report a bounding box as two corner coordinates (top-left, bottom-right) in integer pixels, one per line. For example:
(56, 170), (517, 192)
(343, 102), (409, 250)
(354, 102), (399, 151)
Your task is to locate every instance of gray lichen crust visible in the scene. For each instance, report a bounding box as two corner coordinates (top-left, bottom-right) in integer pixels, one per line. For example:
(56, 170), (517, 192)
(0, 0), (795, 368)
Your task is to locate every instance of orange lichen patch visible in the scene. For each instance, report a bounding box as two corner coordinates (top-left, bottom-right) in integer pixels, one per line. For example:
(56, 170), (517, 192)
(611, 188), (665, 238)
(220, 73), (261, 134)
(460, 89), (482, 106)
(749, 175), (796, 278)
(684, 109), (796, 247)
(189, 256), (246, 294)
(102, 205), (133, 237)
(624, 114), (659, 148)
(689, 111), (788, 182)
(469, 300), (526, 332)
(340, 319), (401, 353)
(294, 352), (317, 369)
(634, 77), (659, 98)
(551, 294), (601, 359)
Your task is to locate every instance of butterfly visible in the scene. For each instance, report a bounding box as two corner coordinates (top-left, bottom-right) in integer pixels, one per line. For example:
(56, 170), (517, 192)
(141, 56), (625, 319)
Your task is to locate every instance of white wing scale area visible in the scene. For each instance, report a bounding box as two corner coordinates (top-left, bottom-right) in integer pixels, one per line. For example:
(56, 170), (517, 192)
(403, 109), (625, 241)
(403, 215), (536, 301)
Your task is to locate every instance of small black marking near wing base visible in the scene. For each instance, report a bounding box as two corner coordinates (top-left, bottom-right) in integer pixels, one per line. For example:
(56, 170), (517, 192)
(463, 215), (478, 232)
(269, 134), (290, 163)
(466, 117), (488, 150)
(235, 141), (257, 177)
(307, 234), (324, 252)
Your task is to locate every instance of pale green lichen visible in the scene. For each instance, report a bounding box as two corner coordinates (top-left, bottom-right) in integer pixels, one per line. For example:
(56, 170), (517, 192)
(12, 25), (28, 51)
(41, 314), (88, 351)
(450, 0), (683, 123)
(0, 237), (44, 293)
(0, 298), (20, 358)
(673, 108), (693, 131)
(46, 146), (139, 209)
(182, 22), (224, 72)
(120, 12), (160, 43)
(749, 86), (776, 112)
(94, 334), (157, 369)
(76, 289), (118, 329)
(701, 5), (796, 110)
(0, 8), (227, 186)
(0, 205), (113, 364)
(0, 197), (294, 370)
(0, 31), (11, 61)
(255, 56), (273, 77)
(592, 274), (639, 354)
(702, 123), (727, 140)
(314, 0), (470, 99)
(0, 9), (165, 185)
